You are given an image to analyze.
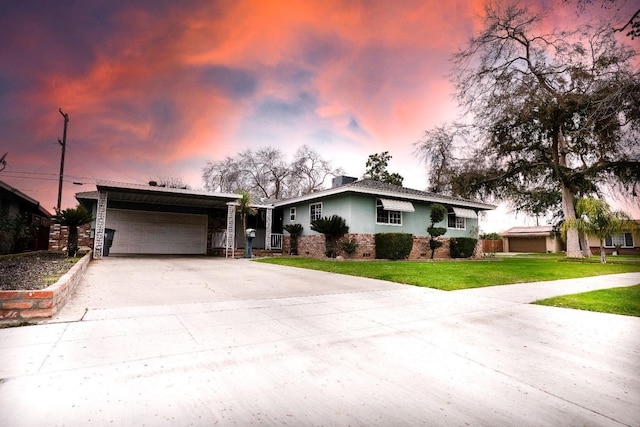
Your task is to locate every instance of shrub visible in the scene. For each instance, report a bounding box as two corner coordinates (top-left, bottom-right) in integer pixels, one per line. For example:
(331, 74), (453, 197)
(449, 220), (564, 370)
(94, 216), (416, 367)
(283, 223), (303, 255)
(339, 238), (359, 256)
(311, 215), (349, 258)
(427, 203), (447, 259)
(480, 232), (501, 240)
(449, 237), (478, 258)
(375, 233), (413, 260)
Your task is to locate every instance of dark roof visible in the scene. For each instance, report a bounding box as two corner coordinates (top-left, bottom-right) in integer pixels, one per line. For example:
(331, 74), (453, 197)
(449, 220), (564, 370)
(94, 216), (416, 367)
(0, 180), (52, 217)
(75, 181), (241, 210)
(274, 179), (495, 211)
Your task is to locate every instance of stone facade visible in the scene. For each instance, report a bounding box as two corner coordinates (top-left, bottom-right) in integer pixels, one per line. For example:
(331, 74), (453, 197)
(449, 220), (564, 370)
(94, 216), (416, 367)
(286, 234), (477, 260)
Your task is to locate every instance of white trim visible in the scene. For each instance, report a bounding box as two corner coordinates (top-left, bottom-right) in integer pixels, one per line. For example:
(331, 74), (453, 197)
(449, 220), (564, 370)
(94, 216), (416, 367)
(447, 209), (466, 230)
(309, 202), (322, 222)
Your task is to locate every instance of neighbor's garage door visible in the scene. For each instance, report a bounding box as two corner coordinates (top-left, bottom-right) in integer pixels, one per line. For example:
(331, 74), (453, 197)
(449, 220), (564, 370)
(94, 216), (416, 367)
(106, 209), (207, 255)
(509, 237), (546, 253)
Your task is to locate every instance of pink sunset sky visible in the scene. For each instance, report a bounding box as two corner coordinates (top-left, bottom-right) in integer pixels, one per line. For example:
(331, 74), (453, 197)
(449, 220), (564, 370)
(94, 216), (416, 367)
(0, 0), (637, 232)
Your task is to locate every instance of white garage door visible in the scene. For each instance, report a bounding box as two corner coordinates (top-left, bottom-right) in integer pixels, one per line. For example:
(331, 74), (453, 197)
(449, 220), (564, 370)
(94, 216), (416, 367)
(106, 209), (207, 255)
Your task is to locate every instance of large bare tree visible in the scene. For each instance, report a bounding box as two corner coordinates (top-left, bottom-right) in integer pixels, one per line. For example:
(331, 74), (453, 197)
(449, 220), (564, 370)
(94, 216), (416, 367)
(418, 3), (640, 258)
(202, 145), (342, 200)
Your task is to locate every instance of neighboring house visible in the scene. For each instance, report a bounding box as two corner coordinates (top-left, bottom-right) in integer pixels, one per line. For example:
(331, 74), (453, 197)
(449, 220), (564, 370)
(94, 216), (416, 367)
(273, 177), (495, 259)
(585, 220), (639, 255)
(0, 180), (51, 252)
(501, 226), (564, 253)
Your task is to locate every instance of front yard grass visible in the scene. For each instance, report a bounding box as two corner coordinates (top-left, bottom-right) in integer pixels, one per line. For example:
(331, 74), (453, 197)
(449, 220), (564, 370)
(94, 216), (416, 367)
(255, 255), (640, 291)
(533, 285), (640, 317)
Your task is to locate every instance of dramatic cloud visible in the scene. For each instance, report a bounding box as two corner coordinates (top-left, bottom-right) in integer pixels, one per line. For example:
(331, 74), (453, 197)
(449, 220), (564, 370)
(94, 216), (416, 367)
(1, 0), (630, 228)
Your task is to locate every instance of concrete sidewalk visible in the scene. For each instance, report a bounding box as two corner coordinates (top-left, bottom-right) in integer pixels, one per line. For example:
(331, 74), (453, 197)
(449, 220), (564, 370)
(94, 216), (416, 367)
(0, 259), (638, 426)
(455, 272), (640, 303)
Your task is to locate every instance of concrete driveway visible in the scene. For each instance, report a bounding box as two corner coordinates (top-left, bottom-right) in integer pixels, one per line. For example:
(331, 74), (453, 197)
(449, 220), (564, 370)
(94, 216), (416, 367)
(1, 257), (639, 426)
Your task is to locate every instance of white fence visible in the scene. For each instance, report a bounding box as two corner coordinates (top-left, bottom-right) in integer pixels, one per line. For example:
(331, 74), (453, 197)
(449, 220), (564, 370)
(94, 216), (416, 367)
(270, 233), (283, 250)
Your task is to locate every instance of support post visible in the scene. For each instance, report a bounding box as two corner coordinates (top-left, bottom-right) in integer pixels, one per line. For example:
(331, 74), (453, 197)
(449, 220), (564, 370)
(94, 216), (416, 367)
(93, 191), (107, 259)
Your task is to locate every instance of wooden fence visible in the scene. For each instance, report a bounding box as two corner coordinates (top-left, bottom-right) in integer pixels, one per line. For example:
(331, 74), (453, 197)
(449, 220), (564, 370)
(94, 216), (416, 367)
(482, 239), (503, 253)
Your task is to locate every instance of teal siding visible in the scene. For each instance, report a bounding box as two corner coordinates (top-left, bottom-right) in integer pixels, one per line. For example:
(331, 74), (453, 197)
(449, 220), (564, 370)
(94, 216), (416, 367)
(282, 193), (478, 238)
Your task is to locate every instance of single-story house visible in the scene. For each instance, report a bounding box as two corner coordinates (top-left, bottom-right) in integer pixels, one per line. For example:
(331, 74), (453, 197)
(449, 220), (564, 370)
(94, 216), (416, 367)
(0, 180), (51, 252)
(501, 226), (564, 253)
(61, 177), (494, 259)
(585, 220), (639, 255)
(273, 177), (495, 259)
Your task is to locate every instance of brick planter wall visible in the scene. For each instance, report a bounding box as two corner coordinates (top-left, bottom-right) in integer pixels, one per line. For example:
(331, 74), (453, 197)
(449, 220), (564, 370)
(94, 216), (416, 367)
(0, 251), (92, 323)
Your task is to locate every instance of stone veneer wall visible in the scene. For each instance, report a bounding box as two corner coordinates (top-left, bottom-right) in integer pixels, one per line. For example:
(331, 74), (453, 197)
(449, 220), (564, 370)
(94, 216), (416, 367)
(286, 234), (473, 260)
(49, 224), (93, 252)
(0, 251), (92, 323)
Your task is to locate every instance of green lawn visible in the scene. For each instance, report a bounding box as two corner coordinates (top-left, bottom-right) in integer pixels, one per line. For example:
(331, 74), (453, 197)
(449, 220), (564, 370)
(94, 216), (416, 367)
(255, 255), (640, 291)
(533, 285), (640, 317)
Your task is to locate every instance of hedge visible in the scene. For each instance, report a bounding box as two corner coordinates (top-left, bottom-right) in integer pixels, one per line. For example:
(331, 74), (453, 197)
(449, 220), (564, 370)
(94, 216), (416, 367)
(449, 237), (477, 258)
(375, 233), (413, 260)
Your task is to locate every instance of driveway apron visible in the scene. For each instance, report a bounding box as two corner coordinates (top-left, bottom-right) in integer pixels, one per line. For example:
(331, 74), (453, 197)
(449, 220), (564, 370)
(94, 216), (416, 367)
(0, 257), (638, 426)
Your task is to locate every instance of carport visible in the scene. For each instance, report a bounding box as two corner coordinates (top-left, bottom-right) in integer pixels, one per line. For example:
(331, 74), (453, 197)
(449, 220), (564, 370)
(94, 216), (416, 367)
(77, 181), (275, 258)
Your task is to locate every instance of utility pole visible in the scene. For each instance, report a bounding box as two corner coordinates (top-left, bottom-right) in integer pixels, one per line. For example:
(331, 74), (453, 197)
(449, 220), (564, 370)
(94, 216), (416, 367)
(57, 108), (69, 213)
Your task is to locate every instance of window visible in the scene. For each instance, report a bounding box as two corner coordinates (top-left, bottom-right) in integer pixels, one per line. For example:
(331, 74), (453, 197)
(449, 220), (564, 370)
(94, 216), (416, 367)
(310, 203), (322, 221)
(376, 199), (402, 225)
(605, 233), (634, 248)
(447, 209), (466, 229)
(290, 207), (296, 222)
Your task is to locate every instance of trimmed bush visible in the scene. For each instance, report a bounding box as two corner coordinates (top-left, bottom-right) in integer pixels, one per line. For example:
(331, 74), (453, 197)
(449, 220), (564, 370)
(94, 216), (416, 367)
(375, 233), (413, 260)
(339, 238), (359, 256)
(449, 237), (478, 258)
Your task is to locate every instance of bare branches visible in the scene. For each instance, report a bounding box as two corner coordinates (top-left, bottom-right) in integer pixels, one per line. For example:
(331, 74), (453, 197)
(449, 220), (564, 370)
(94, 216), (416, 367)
(202, 145), (342, 200)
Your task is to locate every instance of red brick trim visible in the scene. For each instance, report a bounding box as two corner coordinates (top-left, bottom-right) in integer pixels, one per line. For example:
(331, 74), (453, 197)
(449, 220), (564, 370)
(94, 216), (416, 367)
(0, 251), (92, 323)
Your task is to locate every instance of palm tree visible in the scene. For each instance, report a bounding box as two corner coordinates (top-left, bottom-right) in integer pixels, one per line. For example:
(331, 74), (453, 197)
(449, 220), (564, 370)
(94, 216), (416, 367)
(310, 215), (349, 257)
(53, 205), (93, 257)
(236, 190), (257, 257)
(283, 223), (303, 255)
(562, 198), (635, 264)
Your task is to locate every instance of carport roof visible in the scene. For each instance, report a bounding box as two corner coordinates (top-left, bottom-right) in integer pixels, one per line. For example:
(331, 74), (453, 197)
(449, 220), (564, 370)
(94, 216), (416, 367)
(501, 226), (554, 237)
(76, 181), (241, 209)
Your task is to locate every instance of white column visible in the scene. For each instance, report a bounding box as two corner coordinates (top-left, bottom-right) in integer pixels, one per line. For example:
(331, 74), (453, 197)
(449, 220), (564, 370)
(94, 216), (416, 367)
(265, 207), (273, 250)
(93, 191), (107, 259)
(226, 203), (236, 258)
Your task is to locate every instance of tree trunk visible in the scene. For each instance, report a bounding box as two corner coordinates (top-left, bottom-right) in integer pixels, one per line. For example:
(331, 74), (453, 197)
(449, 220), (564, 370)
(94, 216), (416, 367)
(599, 239), (606, 264)
(67, 226), (78, 257)
(561, 185), (583, 258)
(579, 231), (591, 257)
(556, 127), (583, 259)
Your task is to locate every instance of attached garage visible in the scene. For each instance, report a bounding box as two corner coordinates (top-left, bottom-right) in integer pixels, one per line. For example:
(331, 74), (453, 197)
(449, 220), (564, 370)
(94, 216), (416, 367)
(106, 209), (208, 255)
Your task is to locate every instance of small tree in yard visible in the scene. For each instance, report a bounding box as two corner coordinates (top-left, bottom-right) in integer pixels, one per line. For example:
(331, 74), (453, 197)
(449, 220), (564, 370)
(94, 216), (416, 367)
(236, 191), (257, 258)
(53, 205), (93, 257)
(427, 204), (447, 259)
(562, 198), (635, 264)
(310, 215), (349, 258)
(283, 223), (303, 255)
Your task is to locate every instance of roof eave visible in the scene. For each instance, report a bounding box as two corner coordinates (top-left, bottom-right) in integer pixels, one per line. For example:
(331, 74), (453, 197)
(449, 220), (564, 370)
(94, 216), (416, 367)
(274, 185), (495, 210)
